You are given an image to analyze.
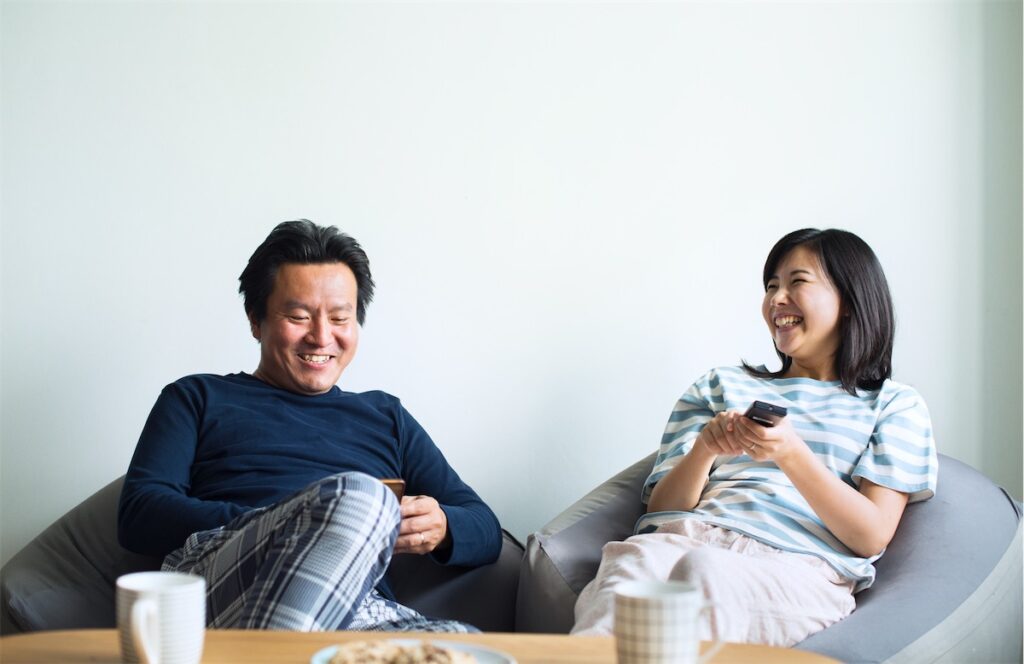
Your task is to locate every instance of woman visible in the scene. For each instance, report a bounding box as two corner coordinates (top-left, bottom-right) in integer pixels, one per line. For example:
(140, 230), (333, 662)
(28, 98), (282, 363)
(572, 228), (938, 646)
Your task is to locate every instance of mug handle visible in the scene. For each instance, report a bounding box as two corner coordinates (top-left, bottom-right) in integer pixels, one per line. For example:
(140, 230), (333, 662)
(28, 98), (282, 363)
(131, 597), (160, 664)
(698, 602), (725, 663)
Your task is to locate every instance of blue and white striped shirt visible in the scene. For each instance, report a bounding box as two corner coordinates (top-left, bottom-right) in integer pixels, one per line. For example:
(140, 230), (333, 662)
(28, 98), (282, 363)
(638, 366), (938, 592)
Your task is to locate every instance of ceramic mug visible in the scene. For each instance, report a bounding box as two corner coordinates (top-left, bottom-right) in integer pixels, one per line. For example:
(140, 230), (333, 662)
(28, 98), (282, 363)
(614, 580), (723, 664)
(116, 572), (206, 664)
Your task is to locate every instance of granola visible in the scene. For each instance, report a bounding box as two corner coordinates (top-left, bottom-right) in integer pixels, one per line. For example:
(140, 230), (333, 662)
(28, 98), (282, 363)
(328, 640), (477, 664)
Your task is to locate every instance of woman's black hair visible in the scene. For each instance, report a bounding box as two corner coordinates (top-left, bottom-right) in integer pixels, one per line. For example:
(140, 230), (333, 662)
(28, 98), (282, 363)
(238, 219), (375, 325)
(743, 228), (894, 394)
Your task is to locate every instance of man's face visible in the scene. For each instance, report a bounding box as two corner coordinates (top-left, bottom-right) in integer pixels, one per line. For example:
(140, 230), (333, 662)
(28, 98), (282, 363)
(250, 262), (360, 395)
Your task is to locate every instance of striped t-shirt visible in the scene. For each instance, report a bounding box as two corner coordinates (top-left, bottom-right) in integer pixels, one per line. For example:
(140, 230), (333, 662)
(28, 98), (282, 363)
(637, 365), (938, 592)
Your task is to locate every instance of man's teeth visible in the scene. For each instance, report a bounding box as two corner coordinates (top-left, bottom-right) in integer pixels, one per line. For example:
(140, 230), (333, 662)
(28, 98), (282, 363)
(300, 354), (331, 364)
(774, 315), (803, 328)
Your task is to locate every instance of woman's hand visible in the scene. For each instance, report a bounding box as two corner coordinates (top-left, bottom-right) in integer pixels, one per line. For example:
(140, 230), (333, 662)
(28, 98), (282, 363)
(647, 410), (743, 512)
(694, 411), (747, 457)
(731, 413), (804, 462)
(393, 495), (450, 555)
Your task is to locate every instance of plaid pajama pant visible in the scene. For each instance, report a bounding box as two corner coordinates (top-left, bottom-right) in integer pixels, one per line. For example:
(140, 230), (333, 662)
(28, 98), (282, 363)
(161, 472), (475, 632)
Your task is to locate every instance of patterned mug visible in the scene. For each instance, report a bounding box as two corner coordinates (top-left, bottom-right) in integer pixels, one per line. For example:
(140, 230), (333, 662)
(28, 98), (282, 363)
(614, 580), (723, 664)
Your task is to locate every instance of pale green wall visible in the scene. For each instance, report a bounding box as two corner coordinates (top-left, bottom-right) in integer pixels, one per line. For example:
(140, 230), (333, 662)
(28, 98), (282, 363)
(1, 1), (1021, 566)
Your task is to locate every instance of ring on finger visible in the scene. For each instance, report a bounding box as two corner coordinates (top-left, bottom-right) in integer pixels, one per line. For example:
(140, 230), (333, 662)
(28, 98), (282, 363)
(419, 532), (426, 546)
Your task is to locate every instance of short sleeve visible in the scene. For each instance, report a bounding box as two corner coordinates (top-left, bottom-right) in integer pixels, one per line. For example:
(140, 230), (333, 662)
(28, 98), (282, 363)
(851, 384), (938, 503)
(641, 371), (720, 504)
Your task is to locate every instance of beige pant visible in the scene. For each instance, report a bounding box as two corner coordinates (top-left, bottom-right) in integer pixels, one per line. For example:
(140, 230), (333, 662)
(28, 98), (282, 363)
(571, 519), (856, 647)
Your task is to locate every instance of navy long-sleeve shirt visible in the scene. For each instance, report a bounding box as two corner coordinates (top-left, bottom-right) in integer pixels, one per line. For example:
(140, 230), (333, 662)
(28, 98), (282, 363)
(118, 373), (501, 573)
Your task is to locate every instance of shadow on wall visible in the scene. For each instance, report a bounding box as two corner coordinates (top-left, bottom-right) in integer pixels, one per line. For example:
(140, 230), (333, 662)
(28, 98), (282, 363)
(980, 0), (1023, 500)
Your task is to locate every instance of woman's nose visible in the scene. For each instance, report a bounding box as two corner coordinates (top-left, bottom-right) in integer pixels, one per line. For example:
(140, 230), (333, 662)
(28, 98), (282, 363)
(770, 287), (789, 306)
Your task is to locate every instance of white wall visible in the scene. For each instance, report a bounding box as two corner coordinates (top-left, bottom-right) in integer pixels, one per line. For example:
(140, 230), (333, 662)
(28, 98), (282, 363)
(2, 1), (1021, 566)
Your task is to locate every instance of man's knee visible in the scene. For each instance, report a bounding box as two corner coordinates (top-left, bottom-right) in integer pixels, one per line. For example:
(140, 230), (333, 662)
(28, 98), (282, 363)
(305, 472), (400, 523)
(308, 471), (391, 498)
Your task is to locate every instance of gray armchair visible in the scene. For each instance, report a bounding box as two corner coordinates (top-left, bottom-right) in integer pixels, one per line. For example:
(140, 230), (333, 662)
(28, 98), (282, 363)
(516, 453), (1023, 663)
(1, 477), (523, 635)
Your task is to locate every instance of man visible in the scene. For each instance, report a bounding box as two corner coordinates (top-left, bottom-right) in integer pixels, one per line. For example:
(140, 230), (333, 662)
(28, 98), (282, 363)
(118, 220), (502, 632)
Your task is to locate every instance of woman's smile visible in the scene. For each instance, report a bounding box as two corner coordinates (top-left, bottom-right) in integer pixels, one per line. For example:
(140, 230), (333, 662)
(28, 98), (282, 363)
(762, 245), (842, 380)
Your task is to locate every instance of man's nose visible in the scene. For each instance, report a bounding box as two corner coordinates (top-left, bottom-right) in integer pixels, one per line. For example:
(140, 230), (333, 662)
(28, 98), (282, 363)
(306, 317), (332, 347)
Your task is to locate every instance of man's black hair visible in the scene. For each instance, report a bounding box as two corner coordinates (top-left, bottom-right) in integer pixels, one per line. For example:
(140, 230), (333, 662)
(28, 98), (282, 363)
(743, 228), (895, 394)
(239, 219), (375, 325)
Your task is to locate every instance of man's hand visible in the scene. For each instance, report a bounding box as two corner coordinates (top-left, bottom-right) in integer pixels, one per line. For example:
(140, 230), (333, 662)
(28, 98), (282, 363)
(394, 495), (450, 555)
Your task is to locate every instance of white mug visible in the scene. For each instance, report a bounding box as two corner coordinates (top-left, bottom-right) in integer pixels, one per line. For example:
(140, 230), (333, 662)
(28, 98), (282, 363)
(116, 572), (206, 664)
(614, 580), (724, 664)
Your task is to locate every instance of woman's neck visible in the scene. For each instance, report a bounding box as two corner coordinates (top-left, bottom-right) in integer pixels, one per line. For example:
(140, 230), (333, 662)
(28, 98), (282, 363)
(784, 358), (838, 382)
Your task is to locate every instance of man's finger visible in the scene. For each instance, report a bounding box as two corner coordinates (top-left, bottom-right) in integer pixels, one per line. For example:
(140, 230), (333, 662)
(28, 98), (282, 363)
(399, 497), (432, 517)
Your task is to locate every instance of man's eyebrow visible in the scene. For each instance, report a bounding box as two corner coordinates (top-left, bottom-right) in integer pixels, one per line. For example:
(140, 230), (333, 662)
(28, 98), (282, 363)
(280, 300), (353, 310)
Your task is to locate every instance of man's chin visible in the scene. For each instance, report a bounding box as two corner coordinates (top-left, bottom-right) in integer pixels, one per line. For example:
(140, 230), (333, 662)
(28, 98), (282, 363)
(296, 377), (336, 394)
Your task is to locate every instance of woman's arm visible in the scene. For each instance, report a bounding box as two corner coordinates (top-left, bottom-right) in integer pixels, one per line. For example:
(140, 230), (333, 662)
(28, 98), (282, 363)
(647, 411), (746, 513)
(732, 416), (909, 557)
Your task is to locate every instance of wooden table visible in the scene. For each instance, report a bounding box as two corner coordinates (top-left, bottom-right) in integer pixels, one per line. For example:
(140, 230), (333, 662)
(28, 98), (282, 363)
(0, 629), (839, 663)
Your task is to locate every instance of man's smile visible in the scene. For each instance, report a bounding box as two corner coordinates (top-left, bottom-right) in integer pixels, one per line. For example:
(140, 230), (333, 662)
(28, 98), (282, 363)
(298, 354), (333, 364)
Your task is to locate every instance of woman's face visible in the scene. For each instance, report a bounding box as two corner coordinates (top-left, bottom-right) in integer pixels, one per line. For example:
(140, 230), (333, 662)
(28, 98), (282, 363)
(761, 245), (844, 380)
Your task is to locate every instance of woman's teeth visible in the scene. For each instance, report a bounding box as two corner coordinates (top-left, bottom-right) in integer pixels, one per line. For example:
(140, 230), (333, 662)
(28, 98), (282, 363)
(774, 315), (803, 328)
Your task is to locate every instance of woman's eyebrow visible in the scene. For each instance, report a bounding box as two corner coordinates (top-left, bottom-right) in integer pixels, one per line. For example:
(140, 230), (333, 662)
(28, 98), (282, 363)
(767, 267), (815, 281)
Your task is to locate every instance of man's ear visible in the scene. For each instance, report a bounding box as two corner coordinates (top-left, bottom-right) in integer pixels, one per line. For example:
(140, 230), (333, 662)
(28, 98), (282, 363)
(248, 314), (261, 342)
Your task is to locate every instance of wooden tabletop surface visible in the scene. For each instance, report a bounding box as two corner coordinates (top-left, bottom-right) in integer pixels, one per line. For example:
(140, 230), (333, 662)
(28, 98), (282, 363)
(0, 628), (840, 663)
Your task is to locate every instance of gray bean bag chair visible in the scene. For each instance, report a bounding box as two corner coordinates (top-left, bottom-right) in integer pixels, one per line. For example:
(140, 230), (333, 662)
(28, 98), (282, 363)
(516, 452), (1022, 663)
(1, 477), (524, 635)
